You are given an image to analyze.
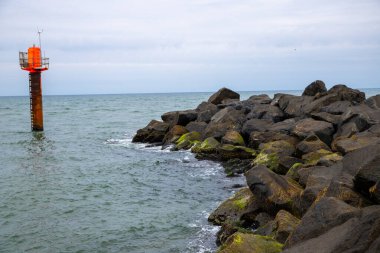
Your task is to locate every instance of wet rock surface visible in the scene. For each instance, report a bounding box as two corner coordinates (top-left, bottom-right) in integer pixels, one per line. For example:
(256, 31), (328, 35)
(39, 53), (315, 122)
(133, 82), (380, 252)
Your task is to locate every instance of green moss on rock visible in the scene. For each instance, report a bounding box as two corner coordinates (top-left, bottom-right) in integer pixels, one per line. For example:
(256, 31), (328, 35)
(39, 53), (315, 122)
(174, 132), (201, 150)
(222, 131), (245, 146)
(286, 162), (304, 182)
(253, 152), (280, 172)
(208, 187), (259, 225)
(191, 137), (220, 154)
(218, 144), (256, 161)
(302, 149), (331, 165)
(218, 232), (283, 253)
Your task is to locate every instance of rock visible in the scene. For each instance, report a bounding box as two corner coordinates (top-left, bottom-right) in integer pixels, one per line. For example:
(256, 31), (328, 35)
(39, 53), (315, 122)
(333, 134), (380, 154)
(285, 197), (360, 248)
(196, 101), (219, 123)
(216, 223), (239, 246)
(366, 94), (380, 109)
(274, 210), (301, 244)
(268, 118), (298, 134)
(248, 131), (299, 149)
(218, 232), (283, 253)
(301, 149), (338, 166)
(245, 165), (303, 216)
(222, 131), (245, 146)
(208, 87), (240, 105)
(204, 107), (246, 139)
(292, 118), (334, 144)
(254, 212), (274, 228)
(218, 144), (256, 161)
(354, 152), (380, 203)
(163, 125), (188, 145)
(277, 156), (304, 175)
(222, 159), (252, 177)
(258, 140), (296, 157)
(161, 109), (198, 126)
(316, 152), (343, 167)
(208, 187), (259, 225)
(132, 120), (170, 143)
(368, 124), (380, 136)
(241, 119), (273, 139)
(246, 104), (285, 123)
(369, 181), (380, 204)
(283, 205), (380, 253)
(320, 100), (353, 115)
(286, 163), (304, 182)
(191, 137), (220, 159)
(174, 132), (201, 150)
(323, 175), (371, 208)
(310, 112), (341, 125)
(185, 121), (207, 134)
(302, 80), (327, 96)
(245, 94), (272, 105)
(298, 165), (343, 214)
(253, 140), (297, 173)
(276, 94), (314, 118)
(295, 135), (331, 156)
(327, 84), (366, 104)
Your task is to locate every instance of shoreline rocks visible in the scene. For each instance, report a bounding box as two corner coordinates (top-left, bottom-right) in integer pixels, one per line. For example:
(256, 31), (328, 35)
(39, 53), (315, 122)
(132, 82), (380, 252)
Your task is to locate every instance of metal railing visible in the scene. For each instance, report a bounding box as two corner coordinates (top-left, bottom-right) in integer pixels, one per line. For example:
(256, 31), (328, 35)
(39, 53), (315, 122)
(19, 52), (49, 69)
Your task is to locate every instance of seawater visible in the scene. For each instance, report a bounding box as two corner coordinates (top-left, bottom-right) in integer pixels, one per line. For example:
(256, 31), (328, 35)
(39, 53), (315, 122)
(0, 89), (379, 253)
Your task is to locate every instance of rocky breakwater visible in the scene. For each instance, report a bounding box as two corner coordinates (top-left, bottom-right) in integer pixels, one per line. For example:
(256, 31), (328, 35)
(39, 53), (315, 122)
(133, 81), (380, 253)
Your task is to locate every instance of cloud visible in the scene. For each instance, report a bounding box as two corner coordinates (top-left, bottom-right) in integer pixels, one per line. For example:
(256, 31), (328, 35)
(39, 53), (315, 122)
(0, 0), (379, 95)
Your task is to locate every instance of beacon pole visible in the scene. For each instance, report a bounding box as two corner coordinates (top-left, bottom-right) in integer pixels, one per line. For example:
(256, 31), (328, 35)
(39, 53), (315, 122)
(19, 32), (49, 131)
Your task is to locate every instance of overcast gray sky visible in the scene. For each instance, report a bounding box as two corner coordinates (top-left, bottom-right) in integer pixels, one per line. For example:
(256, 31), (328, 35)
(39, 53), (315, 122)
(1, 0), (379, 95)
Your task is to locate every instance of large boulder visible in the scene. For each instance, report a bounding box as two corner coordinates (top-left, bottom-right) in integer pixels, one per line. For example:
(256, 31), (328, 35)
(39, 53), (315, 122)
(253, 140), (296, 173)
(222, 130), (245, 146)
(320, 100), (353, 115)
(246, 104), (285, 123)
(195, 101), (219, 123)
(283, 205), (380, 253)
(298, 165), (343, 214)
(204, 107), (246, 139)
(285, 197), (360, 248)
(302, 80), (327, 96)
(333, 134), (380, 154)
(248, 131), (299, 149)
(274, 210), (301, 244)
(185, 121), (207, 134)
(366, 94), (380, 109)
(132, 120), (170, 143)
(245, 165), (303, 216)
(310, 112), (341, 126)
(218, 144), (256, 161)
(295, 135), (331, 156)
(218, 232), (283, 253)
(191, 137), (220, 155)
(161, 109), (198, 126)
(327, 84), (366, 104)
(292, 118), (334, 144)
(208, 87), (240, 105)
(276, 94), (314, 118)
(173, 132), (201, 150)
(208, 187), (259, 225)
(241, 119), (273, 139)
(354, 151), (380, 203)
(268, 118), (299, 134)
(162, 125), (188, 145)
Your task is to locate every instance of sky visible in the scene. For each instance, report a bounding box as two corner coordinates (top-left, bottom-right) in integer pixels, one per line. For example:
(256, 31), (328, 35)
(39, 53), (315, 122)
(0, 0), (379, 96)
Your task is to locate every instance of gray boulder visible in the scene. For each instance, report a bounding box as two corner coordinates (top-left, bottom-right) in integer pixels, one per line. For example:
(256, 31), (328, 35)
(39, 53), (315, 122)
(302, 80), (327, 96)
(208, 87), (240, 105)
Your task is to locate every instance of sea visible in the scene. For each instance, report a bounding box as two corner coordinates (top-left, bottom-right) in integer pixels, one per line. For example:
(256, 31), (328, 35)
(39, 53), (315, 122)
(0, 88), (379, 253)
